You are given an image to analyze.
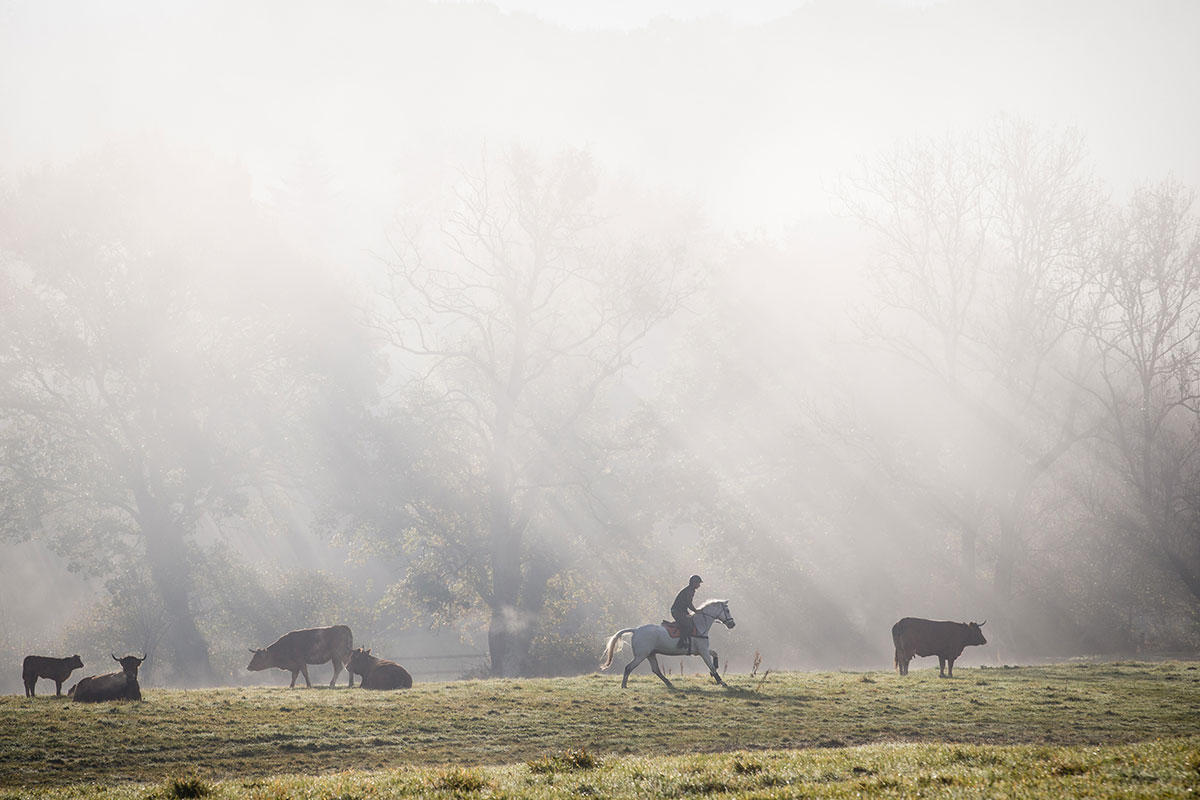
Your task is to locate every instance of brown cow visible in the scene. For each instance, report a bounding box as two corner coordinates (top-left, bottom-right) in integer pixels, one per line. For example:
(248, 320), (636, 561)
(247, 625), (354, 688)
(70, 654), (145, 702)
(893, 618), (986, 677)
(348, 647), (413, 690)
(23, 654), (84, 697)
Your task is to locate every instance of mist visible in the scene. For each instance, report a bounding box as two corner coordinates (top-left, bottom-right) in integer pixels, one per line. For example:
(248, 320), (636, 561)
(2, 0), (1199, 690)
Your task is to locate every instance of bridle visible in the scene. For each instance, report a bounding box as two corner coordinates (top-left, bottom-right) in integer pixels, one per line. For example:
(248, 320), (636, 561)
(691, 602), (734, 639)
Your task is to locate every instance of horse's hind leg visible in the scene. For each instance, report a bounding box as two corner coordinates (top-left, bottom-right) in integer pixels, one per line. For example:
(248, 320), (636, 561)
(647, 654), (674, 689)
(622, 654), (647, 688)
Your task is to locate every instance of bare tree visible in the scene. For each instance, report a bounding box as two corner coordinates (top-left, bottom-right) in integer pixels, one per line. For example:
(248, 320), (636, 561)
(844, 119), (1104, 606)
(370, 147), (697, 676)
(1083, 181), (1200, 604)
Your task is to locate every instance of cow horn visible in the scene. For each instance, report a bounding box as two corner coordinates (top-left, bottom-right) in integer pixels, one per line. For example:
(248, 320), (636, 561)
(249, 648), (257, 654)
(979, 620), (987, 627)
(139, 653), (146, 662)
(112, 654), (120, 663)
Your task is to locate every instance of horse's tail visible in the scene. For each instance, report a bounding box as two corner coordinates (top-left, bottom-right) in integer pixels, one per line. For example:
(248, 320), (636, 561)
(600, 628), (636, 670)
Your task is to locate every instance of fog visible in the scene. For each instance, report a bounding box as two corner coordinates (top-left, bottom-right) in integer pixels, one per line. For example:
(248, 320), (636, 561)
(2, 0), (1199, 690)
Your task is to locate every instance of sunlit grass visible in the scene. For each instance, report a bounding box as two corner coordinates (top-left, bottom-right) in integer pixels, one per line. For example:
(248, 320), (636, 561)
(3, 739), (1198, 799)
(1, 661), (1197, 795)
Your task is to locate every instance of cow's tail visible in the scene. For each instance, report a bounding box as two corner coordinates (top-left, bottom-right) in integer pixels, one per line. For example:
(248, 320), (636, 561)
(600, 629), (635, 670)
(891, 622), (903, 673)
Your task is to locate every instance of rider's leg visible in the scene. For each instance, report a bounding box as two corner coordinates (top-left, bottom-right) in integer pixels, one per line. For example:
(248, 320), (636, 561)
(672, 612), (691, 654)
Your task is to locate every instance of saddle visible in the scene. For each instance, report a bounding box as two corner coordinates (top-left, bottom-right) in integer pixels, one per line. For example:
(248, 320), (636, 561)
(661, 620), (686, 639)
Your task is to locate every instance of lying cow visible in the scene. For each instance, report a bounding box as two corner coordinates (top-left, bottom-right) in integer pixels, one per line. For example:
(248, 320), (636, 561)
(70, 654), (145, 702)
(247, 625), (354, 688)
(348, 647), (413, 690)
(23, 654), (84, 697)
(893, 617), (986, 677)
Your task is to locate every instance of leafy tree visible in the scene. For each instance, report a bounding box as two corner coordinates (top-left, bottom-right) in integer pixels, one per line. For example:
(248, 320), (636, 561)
(0, 144), (354, 684)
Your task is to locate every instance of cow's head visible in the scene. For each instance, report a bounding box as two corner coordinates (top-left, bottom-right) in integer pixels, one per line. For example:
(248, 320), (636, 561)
(69, 655), (84, 670)
(246, 647), (274, 672)
(348, 647), (375, 675)
(966, 621), (987, 646)
(112, 653), (146, 678)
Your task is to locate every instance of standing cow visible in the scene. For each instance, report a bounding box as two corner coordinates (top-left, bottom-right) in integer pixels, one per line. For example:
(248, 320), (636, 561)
(892, 617), (987, 677)
(70, 654), (145, 702)
(247, 625), (354, 688)
(22, 654), (84, 697)
(347, 647), (413, 690)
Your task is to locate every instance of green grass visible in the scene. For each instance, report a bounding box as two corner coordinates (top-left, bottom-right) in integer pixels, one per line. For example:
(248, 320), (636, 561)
(1, 662), (1198, 797)
(2, 739), (1198, 799)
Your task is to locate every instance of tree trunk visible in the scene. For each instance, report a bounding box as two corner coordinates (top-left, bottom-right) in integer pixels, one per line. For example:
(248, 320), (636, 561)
(137, 490), (215, 686)
(488, 434), (525, 677)
(961, 526), (977, 595)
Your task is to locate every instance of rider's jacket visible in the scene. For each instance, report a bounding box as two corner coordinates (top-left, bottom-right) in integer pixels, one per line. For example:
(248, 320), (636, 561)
(671, 585), (697, 617)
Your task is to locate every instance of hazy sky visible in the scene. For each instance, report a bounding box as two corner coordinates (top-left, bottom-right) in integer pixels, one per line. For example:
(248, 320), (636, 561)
(476, 0), (941, 30)
(1, 0), (1197, 236)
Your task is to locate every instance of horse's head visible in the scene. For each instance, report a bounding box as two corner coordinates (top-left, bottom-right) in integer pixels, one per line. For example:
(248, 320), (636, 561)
(717, 601), (735, 629)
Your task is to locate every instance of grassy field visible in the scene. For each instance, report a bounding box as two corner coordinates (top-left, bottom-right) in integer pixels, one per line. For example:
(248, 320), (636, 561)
(1, 661), (1197, 797)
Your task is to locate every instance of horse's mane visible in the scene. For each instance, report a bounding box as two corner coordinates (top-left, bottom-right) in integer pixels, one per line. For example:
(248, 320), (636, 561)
(697, 598), (729, 609)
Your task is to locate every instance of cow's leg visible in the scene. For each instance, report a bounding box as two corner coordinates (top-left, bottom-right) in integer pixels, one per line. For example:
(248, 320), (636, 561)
(947, 658), (955, 678)
(937, 656), (947, 678)
(54, 679), (64, 696)
(24, 678), (34, 697)
(299, 663), (312, 688)
(647, 653), (674, 689)
(289, 668), (301, 688)
(329, 658), (342, 688)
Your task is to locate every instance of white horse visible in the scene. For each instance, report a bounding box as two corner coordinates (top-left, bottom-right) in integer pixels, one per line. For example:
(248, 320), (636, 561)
(600, 599), (735, 688)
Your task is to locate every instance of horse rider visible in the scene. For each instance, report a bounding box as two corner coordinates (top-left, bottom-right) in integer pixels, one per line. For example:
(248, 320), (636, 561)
(671, 574), (703, 653)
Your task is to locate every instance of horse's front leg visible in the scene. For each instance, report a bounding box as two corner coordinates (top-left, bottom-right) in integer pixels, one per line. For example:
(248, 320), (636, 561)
(647, 653), (674, 689)
(699, 649), (724, 686)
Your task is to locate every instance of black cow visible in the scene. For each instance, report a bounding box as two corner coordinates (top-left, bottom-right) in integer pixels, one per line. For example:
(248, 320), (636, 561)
(22, 654), (84, 697)
(892, 617), (987, 677)
(347, 647), (413, 690)
(70, 654), (145, 702)
(247, 625), (354, 688)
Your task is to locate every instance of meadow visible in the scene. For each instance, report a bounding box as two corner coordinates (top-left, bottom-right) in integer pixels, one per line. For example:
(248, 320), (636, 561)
(1, 661), (1197, 798)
